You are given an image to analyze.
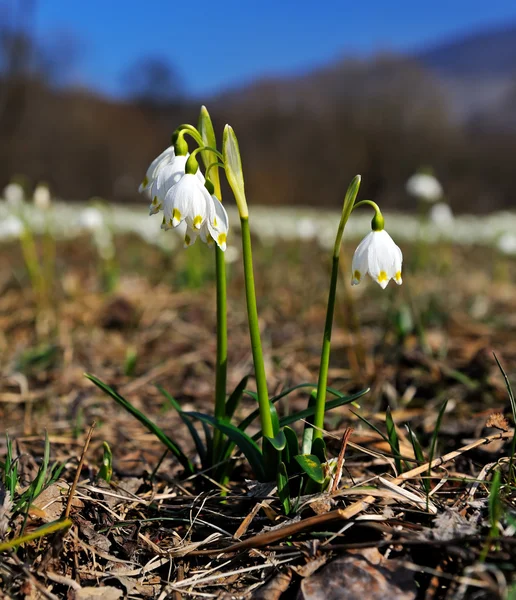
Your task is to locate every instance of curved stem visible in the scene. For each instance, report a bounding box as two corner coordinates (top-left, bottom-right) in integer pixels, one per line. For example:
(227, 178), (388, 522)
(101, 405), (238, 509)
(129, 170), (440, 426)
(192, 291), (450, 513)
(174, 124), (204, 147)
(352, 199), (381, 215)
(312, 176), (361, 443)
(205, 161), (226, 180)
(240, 217), (274, 439)
(189, 145), (224, 162)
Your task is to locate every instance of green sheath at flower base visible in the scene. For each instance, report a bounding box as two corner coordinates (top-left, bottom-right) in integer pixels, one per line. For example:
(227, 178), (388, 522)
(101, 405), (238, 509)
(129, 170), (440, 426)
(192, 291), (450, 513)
(198, 106), (222, 198)
(312, 176), (361, 445)
(223, 125), (248, 218)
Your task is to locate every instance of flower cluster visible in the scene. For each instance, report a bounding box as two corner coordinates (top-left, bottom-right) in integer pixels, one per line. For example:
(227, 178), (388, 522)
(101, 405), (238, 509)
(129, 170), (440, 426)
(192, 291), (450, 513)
(139, 145), (228, 251)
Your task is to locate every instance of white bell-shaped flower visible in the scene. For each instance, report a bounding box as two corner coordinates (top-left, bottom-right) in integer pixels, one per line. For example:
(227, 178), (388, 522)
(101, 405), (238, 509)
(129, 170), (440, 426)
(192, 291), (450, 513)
(406, 173), (443, 203)
(163, 173), (211, 232)
(205, 194), (229, 251)
(351, 229), (402, 289)
(139, 146), (175, 196)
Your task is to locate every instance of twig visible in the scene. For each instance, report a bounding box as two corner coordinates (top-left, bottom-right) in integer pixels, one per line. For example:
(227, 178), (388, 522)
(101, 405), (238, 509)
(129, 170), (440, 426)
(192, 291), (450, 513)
(64, 422), (96, 519)
(186, 509), (348, 556)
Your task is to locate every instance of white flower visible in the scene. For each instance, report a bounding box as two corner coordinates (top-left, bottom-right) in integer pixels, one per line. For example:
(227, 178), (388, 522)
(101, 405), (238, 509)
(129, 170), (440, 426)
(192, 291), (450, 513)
(429, 202), (454, 229)
(162, 175), (228, 251)
(139, 147), (205, 216)
(406, 173), (443, 203)
(0, 215), (24, 240)
(3, 183), (24, 208)
(139, 146), (175, 196)
(498, 232), (516, 256)
(78, 207), (104, 231)
(33, 184), (51, 210)
(351, 229), (403, 289)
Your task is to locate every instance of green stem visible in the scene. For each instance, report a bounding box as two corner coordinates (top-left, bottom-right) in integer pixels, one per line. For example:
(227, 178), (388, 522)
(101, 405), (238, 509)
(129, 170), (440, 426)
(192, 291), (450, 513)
(213, 244), (228, 457)
(312, 176), (361, 443)
(240, 217), (274, 439)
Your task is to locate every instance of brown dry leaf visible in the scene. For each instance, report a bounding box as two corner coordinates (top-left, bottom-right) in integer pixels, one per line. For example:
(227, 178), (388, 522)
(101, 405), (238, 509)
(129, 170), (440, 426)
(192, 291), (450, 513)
(298, 554), (417, 600)
(251, 570), (292, 599)
(73, 586), (123, 600)
(485, 413), (509, 431)
(30, 483), (82, 522)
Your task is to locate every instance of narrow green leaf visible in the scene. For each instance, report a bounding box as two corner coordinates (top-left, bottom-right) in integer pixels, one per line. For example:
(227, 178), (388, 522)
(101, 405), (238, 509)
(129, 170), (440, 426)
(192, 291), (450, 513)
(265, 430), (286, 452)
(295, 454), (325, 484)
(225, 376), (249, 422)
(158, 386), (207, 468)
(406, 424), (428, 493)
(385, 407), (402, 474)
(85, 373), (195, 475)
(283, 426), (299, 465)
(311, 437), (327, 463)
(278, 389), (370, 430)
(99, 441), (113, 483)
(277, 462), (291, 515)
(187, 412), (266, 481)
(493, 353), (516, 484)
(427, 399), (448, 497)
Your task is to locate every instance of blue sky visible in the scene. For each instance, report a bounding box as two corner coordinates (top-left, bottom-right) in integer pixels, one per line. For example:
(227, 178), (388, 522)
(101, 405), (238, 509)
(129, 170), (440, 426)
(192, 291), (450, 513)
(28, 0), (516, 98)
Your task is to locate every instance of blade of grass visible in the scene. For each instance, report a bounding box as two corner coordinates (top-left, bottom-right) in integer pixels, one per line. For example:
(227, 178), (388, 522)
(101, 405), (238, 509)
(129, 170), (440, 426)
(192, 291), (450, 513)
(385, 407), (402, 474)
(493, 353), (516, 484)
(85, 373), (195, 474)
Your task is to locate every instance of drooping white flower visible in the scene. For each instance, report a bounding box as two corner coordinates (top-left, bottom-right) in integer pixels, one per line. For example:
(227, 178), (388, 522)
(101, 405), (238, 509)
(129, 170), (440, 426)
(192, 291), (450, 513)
(78, 206), (104, 231)
(351, 229), (402, 289)
(406, 173), (443, 203)
(498, 232), (516, 256)
(139, 146), (175, 196)
(429, 202), (454, 229)
(0, 215), (24, 240)
(3, 182), (24, 208)
(33, 184), (51, 210)
(140, 148), (206, 216)
(161, 175), (228, 251)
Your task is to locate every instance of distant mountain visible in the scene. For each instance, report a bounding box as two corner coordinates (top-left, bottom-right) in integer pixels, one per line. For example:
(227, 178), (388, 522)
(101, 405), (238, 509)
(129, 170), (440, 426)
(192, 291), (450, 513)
(414, 25), (516, 122)
(416, 24), (516, 78)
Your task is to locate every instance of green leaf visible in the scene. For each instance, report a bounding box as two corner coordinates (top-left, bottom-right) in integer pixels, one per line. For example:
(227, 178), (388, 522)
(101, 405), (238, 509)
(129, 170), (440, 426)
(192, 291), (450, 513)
(99, 441), (113, 483)
(311, 437), (327, 463)
(158, 386), (207, 468)
(265, 430), (286, 452)
(385, 407), (402, 474)
(224, 376), (249, 423)
(493, 353), (516, 484)
(406, 424), (428, 493)
(278, 389), (369, 431)
(187, 412), (266, 481)
(295, 454), (325, 484)
(277, 462), (291, 515)
(283, 426), (299, 465)
(198, 106), (221, 194)
(85, 373), (195, 475)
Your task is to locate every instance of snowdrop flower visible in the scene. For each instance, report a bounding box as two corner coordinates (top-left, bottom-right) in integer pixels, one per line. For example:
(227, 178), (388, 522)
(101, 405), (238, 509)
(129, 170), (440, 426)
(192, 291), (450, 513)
(3, 182), (24, 208)
(139, 146), (175, 197)
(78, 206), (104, 231)
(406, 172), (443, 203)
(352, 227), (403, 289)
(162, 174), (229, 251)
(0, 214), (24, 240)
(498, 232), (516, 256)
(33, 184), (51, 210)
(429, 202), (454, 229)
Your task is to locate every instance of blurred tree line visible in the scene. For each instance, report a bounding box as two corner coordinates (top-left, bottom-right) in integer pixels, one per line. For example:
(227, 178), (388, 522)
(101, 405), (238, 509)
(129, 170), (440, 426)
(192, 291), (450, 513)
(1, 19), (516, 213)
